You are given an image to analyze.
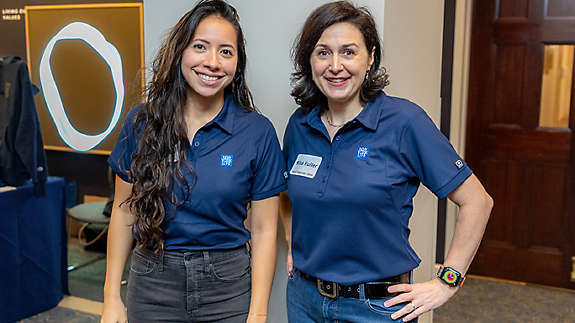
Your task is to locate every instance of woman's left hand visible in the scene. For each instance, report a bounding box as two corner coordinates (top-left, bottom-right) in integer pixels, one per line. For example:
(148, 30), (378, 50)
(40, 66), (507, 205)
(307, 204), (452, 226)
(384, 278), (458, 322)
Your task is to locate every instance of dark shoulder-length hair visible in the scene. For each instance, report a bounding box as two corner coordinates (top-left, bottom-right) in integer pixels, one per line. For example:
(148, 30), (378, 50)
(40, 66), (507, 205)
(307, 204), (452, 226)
(291, 1), (389, 110)
(126, 0), (254, 252)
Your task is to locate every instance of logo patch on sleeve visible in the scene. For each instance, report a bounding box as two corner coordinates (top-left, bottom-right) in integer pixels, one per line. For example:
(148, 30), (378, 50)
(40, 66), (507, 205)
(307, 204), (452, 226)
(220, 154), (233, 167)
(356, 146), (369, 160)
(454, 159), (464, 169)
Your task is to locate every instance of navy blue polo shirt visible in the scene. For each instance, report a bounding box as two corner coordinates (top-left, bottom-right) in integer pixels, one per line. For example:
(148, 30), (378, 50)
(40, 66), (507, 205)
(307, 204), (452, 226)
(283, 92), (472, 284)
(108, 95), (287, 251)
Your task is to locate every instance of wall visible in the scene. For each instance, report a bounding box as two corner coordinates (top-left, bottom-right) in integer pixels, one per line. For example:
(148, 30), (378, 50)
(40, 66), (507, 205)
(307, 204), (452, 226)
(446, 0), (473, 255)
(383, 1), (446, 322)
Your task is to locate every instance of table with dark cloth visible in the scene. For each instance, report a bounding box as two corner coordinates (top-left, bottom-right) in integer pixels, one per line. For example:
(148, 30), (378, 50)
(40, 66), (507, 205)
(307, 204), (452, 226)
(0, 177), (68, 323)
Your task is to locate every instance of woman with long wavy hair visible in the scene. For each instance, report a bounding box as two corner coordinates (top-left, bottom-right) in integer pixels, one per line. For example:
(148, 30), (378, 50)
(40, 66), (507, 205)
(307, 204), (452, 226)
(101, 1), (286, 322)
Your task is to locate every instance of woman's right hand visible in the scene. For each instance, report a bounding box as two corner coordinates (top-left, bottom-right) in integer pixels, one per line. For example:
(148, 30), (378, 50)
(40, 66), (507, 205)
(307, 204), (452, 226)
(101, 296), (127, 323)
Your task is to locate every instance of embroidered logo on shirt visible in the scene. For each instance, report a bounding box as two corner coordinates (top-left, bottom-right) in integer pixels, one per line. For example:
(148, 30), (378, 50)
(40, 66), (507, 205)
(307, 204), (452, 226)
(220, 154), (233, 167)
(356, 146), (369, 160)
(283, 171), (289, 180)
(454, 159), (464, 169)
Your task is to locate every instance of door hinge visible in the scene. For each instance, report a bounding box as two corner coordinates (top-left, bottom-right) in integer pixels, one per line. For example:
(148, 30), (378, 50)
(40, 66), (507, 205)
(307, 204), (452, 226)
(572, 257), (575, 283)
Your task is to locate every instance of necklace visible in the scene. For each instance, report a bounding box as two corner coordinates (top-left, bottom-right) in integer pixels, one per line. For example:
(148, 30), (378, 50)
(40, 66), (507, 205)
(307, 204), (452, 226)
(325, 113), (346, 128)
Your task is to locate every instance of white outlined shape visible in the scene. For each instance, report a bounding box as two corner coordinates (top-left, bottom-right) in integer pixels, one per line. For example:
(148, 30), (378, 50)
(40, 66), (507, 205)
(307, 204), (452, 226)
(39, 22), (124, 151)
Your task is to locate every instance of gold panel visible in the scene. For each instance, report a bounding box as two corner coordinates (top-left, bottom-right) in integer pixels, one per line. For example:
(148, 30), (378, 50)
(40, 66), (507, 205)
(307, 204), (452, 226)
(539, 45), (573, 128)
(25, 3), (144, 154)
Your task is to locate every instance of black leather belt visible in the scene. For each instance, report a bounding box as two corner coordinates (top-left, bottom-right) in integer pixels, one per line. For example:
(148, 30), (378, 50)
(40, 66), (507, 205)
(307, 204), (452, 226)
(295, 269), (410, 299)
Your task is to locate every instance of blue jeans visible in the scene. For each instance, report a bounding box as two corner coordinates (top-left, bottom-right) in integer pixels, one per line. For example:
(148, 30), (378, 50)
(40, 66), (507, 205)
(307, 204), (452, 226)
(126, 246), (251, 322)
(287, 269), (417, 323)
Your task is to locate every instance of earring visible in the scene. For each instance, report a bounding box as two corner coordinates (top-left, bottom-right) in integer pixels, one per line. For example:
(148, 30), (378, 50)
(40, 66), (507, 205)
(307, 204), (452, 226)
(365, 71), (369, 81)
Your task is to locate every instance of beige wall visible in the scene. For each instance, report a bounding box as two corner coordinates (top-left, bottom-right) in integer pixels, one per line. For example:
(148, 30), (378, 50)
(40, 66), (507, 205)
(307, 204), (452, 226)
(383, 1), (446, 322)
(446, 0), (474, 255)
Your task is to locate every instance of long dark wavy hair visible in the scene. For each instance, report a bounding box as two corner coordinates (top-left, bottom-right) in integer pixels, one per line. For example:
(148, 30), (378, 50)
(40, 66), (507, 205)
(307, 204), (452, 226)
(291, 1), (389, 110)
(125, 0), (255, 252)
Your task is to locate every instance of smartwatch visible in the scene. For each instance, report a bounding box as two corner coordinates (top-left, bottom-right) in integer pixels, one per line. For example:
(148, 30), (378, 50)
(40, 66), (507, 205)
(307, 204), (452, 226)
(437, 266), (465, 287)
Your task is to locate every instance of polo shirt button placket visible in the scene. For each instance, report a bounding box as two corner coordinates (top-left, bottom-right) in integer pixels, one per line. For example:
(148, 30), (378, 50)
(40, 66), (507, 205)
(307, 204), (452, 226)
(318, 152), (328, 198)
(190, 133), (201, 163)
(190, 141), (199, 163)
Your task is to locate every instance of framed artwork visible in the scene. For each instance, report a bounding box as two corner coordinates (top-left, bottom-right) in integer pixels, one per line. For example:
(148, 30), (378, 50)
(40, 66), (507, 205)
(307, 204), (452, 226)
(26, 3), (144, 154)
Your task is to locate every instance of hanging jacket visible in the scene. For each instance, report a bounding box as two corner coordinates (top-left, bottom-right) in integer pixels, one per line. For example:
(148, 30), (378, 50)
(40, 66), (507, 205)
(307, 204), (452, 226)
(0, 56), (47, 195)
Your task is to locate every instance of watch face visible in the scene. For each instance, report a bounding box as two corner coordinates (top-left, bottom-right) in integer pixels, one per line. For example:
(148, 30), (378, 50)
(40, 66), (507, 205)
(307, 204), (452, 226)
(440, 268), (460, 287)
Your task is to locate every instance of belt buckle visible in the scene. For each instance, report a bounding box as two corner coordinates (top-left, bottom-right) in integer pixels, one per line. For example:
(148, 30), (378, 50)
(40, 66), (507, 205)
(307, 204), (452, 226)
(317, 279), (338, 299)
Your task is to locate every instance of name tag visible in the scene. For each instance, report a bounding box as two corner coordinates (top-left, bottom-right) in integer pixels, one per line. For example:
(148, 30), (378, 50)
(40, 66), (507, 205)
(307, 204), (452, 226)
(290, 154), (322, 179)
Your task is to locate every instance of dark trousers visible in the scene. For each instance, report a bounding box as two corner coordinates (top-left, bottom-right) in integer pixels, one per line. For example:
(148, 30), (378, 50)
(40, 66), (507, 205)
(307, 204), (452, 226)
(127, 246), (251, 322)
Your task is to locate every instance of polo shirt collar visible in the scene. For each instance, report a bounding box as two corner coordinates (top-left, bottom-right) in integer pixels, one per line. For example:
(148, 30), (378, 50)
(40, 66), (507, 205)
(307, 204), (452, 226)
(301, 106), (324, 133)
(209, 94), (235, 135)
(354, 91), (386, 131)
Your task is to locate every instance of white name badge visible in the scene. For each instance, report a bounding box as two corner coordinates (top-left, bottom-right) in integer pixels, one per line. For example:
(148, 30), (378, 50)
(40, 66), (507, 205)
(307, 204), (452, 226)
(290, 154), (322, 179)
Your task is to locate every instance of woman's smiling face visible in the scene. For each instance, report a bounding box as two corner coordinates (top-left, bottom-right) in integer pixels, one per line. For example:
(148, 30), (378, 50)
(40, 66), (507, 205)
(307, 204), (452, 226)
(310, 22), (374, 106)
(180, 15), (238, 100)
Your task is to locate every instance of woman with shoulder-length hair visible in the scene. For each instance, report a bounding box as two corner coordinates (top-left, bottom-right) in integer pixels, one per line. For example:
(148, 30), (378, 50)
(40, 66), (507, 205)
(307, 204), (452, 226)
(281, 1), (493, 322)
(101, 1), (286, 322)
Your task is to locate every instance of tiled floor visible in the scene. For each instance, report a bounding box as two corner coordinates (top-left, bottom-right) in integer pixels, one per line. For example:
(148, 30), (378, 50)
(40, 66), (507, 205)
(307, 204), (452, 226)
(20, 300), (100, 323)
(435, 276), (575, 322)
(66, 239), (128, 303)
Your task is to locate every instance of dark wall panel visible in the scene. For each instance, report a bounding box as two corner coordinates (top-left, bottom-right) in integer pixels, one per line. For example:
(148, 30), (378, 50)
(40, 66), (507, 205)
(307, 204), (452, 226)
(46, 150), (112, 200)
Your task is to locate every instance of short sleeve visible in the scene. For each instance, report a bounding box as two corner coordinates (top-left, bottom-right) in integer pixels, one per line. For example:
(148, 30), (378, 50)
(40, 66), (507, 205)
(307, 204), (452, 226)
(107, 105), (142, 183)
(250, 119), (287, 200)
(399, 110), (472, 199)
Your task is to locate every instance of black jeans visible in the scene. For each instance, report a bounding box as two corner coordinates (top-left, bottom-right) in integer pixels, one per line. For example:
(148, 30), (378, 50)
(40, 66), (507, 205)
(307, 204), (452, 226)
(126, 246), (251, 322)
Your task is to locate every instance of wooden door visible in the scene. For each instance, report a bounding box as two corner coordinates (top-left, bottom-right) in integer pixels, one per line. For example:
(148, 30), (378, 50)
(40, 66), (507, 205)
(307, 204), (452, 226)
(466, 0), (575, 288)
